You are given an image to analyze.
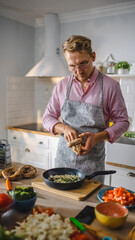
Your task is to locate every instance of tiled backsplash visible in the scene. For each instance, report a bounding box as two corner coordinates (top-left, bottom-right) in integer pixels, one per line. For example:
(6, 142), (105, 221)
(7, 77), (58, 126)
(7, 75), (135, 131)
(34, 78), (56, 123)
(7, 77), (35, 126)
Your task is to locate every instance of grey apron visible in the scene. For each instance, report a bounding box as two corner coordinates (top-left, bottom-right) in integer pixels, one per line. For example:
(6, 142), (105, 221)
(56, 72), (105, 182)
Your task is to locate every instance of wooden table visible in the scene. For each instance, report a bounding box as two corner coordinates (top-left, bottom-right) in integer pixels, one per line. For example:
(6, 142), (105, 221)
(0, 162), (135, 240)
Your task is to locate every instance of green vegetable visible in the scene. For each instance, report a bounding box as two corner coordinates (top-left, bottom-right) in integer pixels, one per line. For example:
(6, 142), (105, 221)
(115, 61), (130, 70)
(48, 174), (81, 183)
(124, 131), (135, 138)
(9, 186), (36, 201)
(0, 225), (24, 240)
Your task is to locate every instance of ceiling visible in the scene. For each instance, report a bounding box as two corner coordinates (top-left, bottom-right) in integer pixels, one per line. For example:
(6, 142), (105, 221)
(0, 0), (131, 20)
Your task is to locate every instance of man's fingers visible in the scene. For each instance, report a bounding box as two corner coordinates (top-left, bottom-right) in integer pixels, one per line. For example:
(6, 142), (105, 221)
(79, 132), (91, 137)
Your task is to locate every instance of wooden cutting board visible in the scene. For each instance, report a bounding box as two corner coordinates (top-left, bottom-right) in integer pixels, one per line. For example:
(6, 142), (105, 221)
(31, 177), (102, 201)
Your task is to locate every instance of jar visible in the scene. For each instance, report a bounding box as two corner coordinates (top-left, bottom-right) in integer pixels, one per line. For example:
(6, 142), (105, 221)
(130, 62), (135, 75)
(107, 61), (116, 74)
(117, 69), (128, 75)
(104, 54), (116, 74)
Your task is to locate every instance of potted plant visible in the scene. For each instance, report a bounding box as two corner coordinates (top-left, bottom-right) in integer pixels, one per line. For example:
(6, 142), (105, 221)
(115, 61), (130, 74)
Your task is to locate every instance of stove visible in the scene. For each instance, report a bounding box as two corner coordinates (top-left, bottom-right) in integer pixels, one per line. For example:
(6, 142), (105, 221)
(13, 123), (48, 132)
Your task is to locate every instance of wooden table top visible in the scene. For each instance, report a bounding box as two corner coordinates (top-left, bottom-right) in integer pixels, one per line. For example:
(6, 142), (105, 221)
(0, 162), (135, 240)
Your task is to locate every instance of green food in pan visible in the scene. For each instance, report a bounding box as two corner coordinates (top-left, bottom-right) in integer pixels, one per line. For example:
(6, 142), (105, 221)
(48, 174), (81, 183)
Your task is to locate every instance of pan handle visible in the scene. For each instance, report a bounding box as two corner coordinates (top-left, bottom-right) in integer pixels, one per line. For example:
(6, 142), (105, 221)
(85, 170), (116, 180)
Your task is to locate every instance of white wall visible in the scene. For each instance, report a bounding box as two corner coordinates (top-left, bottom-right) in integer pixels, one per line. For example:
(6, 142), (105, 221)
(1, 5), (135, 138)
(0, 16), (35, 139)
(60, 12), (135, 64)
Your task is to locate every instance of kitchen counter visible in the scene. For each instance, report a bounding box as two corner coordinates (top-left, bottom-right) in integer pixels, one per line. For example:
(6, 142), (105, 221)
(7, 123), (59, 137)
(0, 162), (135, 240)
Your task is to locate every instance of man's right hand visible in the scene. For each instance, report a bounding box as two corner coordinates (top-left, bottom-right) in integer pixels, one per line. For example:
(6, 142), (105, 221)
(53, 123), (78, 142)
(63, 125), (78, 143)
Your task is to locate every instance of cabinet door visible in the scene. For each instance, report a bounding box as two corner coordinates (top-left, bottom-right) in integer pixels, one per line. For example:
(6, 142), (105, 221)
(104, 164), (111, 186)
(8, 130), (49, 149)
(105, 164), (135, 191)
(111, 170), (135, 191)
(49, 137), (59, 168)
(11, 144), (49, 169)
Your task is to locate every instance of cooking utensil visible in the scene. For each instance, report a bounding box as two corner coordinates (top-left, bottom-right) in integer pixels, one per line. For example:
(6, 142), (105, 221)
(42, 168), (116, 190)
(70, 217), (96, 239)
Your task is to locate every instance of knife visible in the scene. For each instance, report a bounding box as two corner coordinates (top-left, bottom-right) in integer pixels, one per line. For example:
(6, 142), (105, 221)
(70, 217), (96, 239)
(70, 217), (113, 240)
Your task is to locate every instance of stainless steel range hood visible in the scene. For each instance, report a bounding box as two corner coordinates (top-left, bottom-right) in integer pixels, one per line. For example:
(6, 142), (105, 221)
(26, 13), (67, 77)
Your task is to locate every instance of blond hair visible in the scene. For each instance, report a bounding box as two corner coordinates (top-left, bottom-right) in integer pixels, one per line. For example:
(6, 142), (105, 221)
(62, 35), (92, 55)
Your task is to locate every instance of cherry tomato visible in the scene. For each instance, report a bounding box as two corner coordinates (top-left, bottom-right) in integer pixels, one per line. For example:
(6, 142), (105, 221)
(0, 193), (13, 210)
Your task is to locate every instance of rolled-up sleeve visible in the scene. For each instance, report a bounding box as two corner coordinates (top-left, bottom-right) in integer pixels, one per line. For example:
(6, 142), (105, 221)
(42, 86), (61, 135)
(104, 81), (129, 143)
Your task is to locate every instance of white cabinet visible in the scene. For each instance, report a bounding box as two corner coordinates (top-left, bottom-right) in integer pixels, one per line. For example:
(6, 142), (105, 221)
(8, 130), (59, 169)
(105, 164), (135, 191)
(106, 141), (135, 167)
(104, 141), (135, 190)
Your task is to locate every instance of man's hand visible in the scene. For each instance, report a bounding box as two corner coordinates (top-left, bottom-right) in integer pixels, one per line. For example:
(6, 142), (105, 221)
(78, 132), (95, 155)
(53, 123), (78, 142)
(63, 125), (78, 142)
(79, 130), (109, 155)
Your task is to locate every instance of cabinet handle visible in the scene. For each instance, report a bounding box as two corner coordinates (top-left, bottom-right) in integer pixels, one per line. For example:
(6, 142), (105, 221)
(25, 148), (30, 152)
(127, 172), (135, 177)
(39, 141), (43, 144)
(13, 136), (16, 139)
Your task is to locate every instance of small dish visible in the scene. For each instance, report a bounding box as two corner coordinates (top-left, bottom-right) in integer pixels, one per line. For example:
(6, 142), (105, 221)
(8, 186), (37, 212)
(95, 202), (128, 229)
(15, 193), (37, 212)
(97, 187), (135, 208)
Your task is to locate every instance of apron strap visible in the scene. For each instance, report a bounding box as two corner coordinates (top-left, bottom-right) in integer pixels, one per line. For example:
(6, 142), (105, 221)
(99, 72), (103, 107)
(65, 74), (74, 100)
(66, 72), (103, 107)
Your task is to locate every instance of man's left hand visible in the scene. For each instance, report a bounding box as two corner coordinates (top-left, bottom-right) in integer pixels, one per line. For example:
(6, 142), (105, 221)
(78, 132), (95, 155)
(78, 130), (109, 155)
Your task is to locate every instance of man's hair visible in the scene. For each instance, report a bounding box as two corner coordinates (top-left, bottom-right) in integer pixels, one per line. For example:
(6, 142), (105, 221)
(62, 35), (92, 55)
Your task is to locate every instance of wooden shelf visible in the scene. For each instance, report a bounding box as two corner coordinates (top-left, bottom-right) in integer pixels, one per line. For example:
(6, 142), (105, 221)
(106, 74), (135, 78)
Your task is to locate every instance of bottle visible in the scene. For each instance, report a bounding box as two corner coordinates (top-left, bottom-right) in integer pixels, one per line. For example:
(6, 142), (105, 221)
(130, 62), (135, 75)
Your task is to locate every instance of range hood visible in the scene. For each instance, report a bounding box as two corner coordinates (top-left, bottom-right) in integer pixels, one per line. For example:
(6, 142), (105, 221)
(26, 13), (67, 77)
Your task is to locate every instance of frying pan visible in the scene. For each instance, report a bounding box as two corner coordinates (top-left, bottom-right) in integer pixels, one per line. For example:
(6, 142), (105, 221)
(42, 168), (116, 190)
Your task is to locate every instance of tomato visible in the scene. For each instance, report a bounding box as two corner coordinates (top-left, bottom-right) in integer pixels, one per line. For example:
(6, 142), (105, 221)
(0, 193), (13, 210)
(44, 207), (54, 216)
(70, 231), (95, 240)
(33, 206), (54, 216)
(102, 187), (135, 206)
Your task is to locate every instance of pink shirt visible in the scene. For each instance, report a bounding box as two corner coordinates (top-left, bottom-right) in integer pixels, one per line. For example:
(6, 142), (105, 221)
(43, 67), (129, 143)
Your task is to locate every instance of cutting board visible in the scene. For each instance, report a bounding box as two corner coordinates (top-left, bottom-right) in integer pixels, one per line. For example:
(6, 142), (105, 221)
(31, 177), (102, 201)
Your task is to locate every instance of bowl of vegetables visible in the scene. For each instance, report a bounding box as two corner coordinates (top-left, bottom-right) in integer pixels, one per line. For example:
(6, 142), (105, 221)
(0, 193), (14, 218)
(97, 187), (135, 208)
(8, 186), (37, 212)
(95, 202), (128, 229)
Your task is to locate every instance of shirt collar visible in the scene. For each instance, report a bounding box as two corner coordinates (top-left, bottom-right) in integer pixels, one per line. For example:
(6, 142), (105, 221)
(73, 67), (99, 85)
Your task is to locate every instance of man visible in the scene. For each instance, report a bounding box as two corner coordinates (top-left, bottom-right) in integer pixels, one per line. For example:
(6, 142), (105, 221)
(43, 35), (129, 182)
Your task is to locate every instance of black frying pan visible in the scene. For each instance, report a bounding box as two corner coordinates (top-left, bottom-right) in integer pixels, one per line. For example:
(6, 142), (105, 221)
(42, 168), (116, 190)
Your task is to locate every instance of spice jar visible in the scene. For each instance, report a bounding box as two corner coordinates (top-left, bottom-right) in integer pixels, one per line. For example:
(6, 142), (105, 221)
(130, 62), (135, 75)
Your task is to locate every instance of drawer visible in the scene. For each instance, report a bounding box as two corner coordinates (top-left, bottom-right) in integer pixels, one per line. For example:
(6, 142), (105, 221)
(11, 145), (49, 170)
(105, 164), (135, 191)
(8, 130), (49, 149)
(106, 141), (135, 167)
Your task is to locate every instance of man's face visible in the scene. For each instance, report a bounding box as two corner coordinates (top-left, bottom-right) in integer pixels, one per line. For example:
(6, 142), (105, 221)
(64, 50), (95, 82)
